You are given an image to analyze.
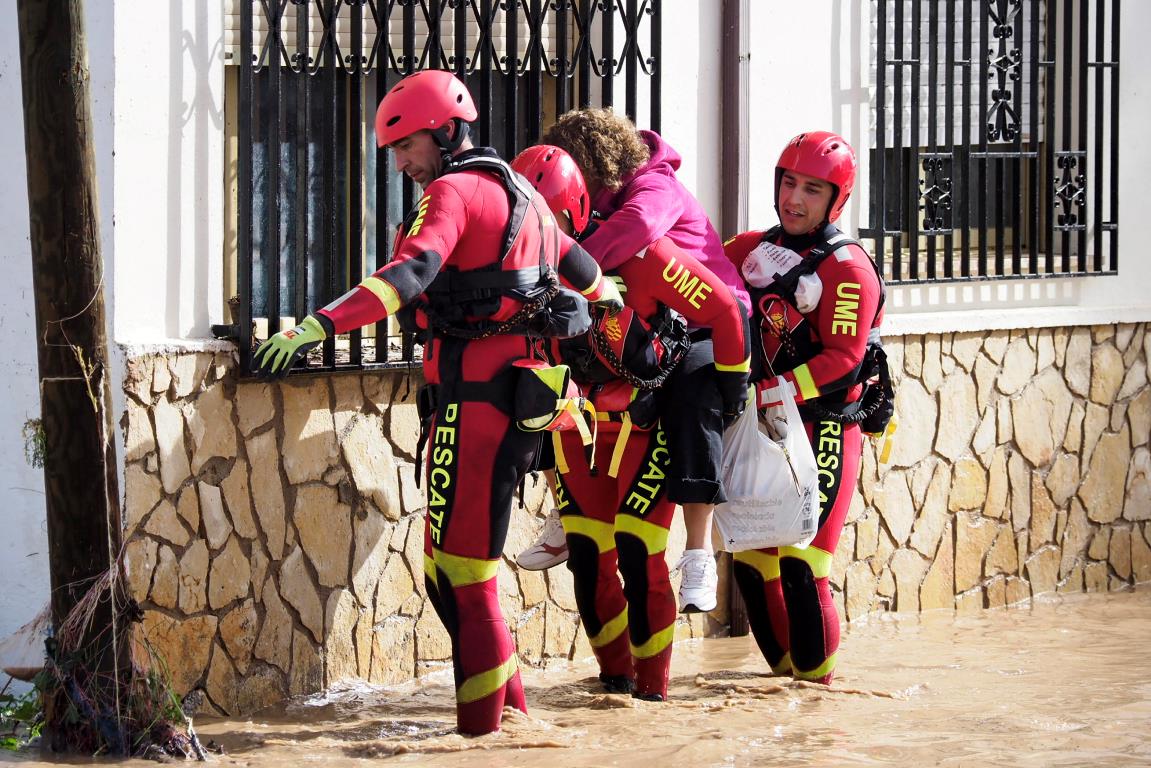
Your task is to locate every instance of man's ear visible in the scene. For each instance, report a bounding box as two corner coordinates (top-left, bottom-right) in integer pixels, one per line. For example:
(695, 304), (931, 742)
(443, 120), (456, 141)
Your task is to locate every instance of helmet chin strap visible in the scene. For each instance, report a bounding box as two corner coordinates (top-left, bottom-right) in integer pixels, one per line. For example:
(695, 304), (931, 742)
(431, 119), (471, 166)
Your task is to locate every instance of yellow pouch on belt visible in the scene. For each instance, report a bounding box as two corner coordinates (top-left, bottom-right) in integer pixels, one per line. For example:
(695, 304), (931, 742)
(513, 359), (596, 441)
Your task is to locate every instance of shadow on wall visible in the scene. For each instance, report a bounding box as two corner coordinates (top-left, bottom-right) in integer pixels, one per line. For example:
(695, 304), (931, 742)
(830, 0), (870, 238)
(167, 0), (224, 338)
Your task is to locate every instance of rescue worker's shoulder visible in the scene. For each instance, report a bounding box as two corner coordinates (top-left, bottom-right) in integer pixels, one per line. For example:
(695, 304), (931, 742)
(721, 230), (766, 267)
(422, 168), (497, 211)
(815, 241), (881, 287)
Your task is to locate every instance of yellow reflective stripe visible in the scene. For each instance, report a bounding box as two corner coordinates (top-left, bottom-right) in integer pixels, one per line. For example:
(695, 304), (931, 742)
(734, 549), (781, 581)
(423, 554), (438, 589)
(359, 275), (402, 315)
(552, 431), (570, 474)
(456, 655), (519, 704)
(607, 414), (632, 478)
(631, 622), (675, 659)
(589, 607), (629, 648)
(585, 404), (598, 472)
(791, 364), (820, 401)
(780, 544), (833, 578)
(771, 651), (794, 676)
(431, 549), (499, 588)
(714, 356), (751, 374)
(793, 651), (837, 682)
(565, 399), (594, 445)
(561, 515), (616, 552)
(614, 514), (669, 555)
(580, 273), (603, 297)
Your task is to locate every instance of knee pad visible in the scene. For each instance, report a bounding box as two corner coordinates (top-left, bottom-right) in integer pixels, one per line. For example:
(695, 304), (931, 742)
(779, 556), (819, 602)
(567, 534), (609, 632)
(779, 556), (835, 673)
(615, 534), (653, 638)
(733, 560), (788, 668)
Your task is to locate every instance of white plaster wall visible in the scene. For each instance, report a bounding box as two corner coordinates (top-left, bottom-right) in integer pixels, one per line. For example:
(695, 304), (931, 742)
(0, 1), (50, 656)
(0, 0), (119, 662)
(112, 1), (225, 344)
(656, 0), (723, 222)
(0, 0), (121, 662)
(746, 2), (869, 232)
(733, 0), (1151, 334)
(24, 3), (1151, 346)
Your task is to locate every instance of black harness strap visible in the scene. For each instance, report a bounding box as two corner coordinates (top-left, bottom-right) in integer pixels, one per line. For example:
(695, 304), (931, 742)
(441, 153), (537, 264)
(757, 224), (890, 425)
(760, 224), (885, 316)
(588, 305), (692, 391)
(412, 151), (566, 338)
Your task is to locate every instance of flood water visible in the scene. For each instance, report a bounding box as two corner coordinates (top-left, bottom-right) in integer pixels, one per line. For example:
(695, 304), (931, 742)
(13, 590), (1151, 767)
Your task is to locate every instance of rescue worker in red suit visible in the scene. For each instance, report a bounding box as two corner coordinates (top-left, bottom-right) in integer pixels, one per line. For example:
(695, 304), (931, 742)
(510, 145), (750, 700)
(518, 109), (752, 616)
(252, 71), (622, 735)
(723, 132), (884, 685)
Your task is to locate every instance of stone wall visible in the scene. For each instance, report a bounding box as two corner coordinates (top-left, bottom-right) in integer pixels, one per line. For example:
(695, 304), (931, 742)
(120, 322), (1150, 715)
(833, 323), (1151, 619)
(120, 352), (714, 716)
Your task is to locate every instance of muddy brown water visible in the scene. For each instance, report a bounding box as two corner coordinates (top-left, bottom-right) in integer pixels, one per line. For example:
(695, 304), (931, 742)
(12, 590), (1151, 766)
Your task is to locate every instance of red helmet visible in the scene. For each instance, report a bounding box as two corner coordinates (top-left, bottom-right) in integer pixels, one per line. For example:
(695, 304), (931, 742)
(510, 145), (591, 234)
(775, 131), (857, 223)
(374, 69), (478, 148)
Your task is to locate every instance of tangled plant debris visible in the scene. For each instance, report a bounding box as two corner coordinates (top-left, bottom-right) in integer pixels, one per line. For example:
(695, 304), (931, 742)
(28, 564), (210, 759)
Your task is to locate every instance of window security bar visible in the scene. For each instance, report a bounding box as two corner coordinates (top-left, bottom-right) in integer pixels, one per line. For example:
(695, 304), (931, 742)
(865, 0), (1118, 286)
(231, 0), (662, 373)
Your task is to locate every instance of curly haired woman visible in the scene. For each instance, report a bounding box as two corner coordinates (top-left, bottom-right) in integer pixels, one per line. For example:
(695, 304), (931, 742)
(516, 109), (751, 615)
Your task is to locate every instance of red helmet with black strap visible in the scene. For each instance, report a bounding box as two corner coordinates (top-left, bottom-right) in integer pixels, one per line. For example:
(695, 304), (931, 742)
(775, 131), (857, 224)
(510, 144), (591, 235)
(374, 69), (478, 151)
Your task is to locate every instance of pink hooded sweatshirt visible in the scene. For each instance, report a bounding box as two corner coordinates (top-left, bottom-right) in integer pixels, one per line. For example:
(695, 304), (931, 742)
(582, 130), (751, 313)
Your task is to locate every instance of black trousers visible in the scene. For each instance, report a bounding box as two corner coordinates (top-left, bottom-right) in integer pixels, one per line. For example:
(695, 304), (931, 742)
(658, 333), (726, 506)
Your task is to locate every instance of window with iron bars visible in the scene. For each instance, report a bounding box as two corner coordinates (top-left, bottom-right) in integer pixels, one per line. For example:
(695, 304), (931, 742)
(223, 0), (662, 373)
(864, 0), (1119, 285)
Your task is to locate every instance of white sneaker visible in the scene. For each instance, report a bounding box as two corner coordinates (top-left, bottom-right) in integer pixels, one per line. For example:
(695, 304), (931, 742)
(674, 549), (718, 613)
(516, 509), (569, 570)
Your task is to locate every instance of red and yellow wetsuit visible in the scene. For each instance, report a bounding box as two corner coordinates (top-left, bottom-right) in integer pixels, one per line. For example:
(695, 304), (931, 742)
(723, 223), (883, 685)
(554, 237), (749, 699)
(316, 148), (613, 734)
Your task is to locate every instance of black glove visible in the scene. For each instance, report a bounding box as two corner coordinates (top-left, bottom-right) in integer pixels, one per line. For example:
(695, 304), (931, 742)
(716, 369), (750, 428)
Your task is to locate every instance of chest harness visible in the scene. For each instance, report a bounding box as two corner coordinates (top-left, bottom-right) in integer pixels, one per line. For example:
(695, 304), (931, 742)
(409, 153), (595, 486)
(753, 225), (894, 434)
(402, 153), (590, 341)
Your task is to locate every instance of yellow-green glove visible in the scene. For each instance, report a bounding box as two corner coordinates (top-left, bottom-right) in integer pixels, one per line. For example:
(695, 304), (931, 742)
(252, 315), (326, 380)
(591, 273), (624, 316)
(608, 273), (628, 297)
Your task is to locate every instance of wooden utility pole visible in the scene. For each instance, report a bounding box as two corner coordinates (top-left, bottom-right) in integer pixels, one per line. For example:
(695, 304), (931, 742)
(16, 0), (125, 749)
(720, 0), (751, 637)
(720, 0), (750, 242)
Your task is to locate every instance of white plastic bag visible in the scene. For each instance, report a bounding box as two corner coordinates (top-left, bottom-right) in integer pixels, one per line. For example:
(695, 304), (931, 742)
(714, 382), (819, 552)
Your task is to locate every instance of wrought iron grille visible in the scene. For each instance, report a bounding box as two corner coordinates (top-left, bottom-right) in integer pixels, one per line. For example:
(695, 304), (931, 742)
(231, 0), (661, 372)
(865, 0), (1119, 285)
